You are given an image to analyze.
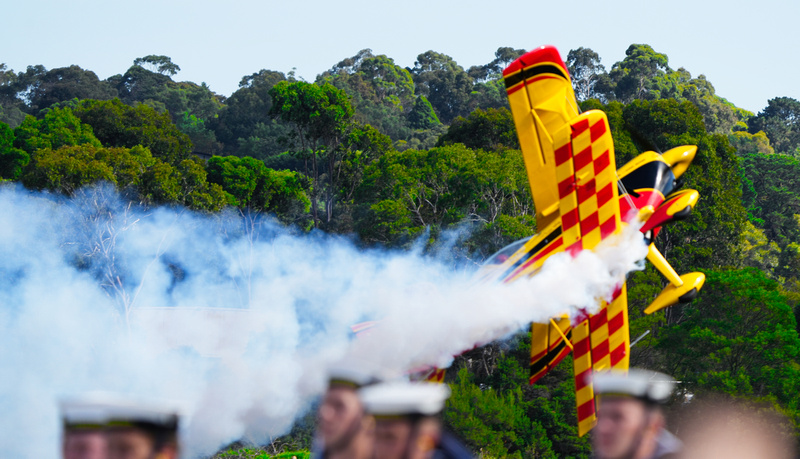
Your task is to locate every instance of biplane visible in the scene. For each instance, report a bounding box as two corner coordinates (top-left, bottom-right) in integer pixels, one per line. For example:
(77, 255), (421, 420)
(477, 46), (705, 435)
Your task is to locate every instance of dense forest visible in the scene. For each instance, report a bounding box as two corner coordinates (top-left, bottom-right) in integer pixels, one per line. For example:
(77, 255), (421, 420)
(3, 44), (800, 457)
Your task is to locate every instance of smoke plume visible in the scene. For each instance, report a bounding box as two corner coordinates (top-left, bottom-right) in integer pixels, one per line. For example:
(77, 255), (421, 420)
(0, 183), (647, 457)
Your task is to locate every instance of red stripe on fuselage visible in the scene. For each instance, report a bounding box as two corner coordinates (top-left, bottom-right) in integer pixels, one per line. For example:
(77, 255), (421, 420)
(505, 83), (525, 95)
(504, 237), (564, 282)
(619, 189), (664, 223)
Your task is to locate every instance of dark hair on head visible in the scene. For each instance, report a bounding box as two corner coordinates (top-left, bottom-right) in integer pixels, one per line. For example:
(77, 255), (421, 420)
(133, 420), (178, 452)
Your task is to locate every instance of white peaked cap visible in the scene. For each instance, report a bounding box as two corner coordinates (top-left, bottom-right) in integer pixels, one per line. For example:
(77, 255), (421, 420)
(327, 357), (381, 388)
(60, 398), (108, 427)
(592, 368), (676, 404)
(60, 392), (180, 429)
(358, 382), (451, 417)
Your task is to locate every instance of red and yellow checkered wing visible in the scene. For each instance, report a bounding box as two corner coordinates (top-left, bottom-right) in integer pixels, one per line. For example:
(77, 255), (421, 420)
(552, 109), (629, 435)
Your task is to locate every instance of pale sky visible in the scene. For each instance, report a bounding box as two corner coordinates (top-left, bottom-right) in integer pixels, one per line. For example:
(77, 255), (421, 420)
(3, 0), (799, 114)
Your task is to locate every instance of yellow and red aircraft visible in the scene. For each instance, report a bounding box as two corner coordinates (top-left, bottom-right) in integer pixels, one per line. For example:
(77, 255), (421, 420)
(477, 46), (705, 435)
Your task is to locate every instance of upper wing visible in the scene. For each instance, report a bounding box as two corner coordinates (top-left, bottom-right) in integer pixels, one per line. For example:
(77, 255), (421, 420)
(503, 46), (580, 230)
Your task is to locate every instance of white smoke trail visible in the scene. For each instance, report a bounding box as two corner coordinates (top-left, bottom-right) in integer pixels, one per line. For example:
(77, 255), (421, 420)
(0, 183), (647, 458)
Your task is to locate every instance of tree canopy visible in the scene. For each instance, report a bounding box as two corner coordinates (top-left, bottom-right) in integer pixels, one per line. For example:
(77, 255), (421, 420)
(3, 43), (800, 457)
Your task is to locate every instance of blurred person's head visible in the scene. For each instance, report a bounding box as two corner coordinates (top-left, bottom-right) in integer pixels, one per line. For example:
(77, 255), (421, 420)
(61, 398), (108, 459)
(359, 381), (450, 459)
(591, 369), (676, 459)
(105, 418), (178, 459)
(63, 429), (107, 459)
(317, 360), (379, 459)
(60, 394), (179, 459)
(676, 398), (796, 459)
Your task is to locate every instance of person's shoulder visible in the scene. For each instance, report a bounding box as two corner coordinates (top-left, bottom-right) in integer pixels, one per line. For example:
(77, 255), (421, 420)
(653, 429), (682, 459)
(433, 431), (475, 459)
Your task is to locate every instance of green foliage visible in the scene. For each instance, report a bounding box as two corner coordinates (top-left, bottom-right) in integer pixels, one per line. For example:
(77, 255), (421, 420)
(357, 145), (469, 243)
(739, 221), (782, 275)
(73, 98), (193, 164)
(269, 80), (356, 226)
(0, 103), (26, 129)
(623, 99), (746, 271)
(675, 70), (739, 134)
(0, 121), (29, 180)
(356, 144), (532, 252)
(446, 368), (556, 458)
(461, 47), (523, 113)
(110, 59), (224, 156)
(622, 99), (704, 148)
(177, 110), (223, 155)
(336, 123), (392, 202)
(729, 130), (774, 156)
(206, 155), (310, 224)
(591, 44), (746, 135)
(269, 81), (354, 148)
(212, 70), (290, 158)
(607, 44), (674, 103)
(658, 268), (800, 418)
(173, 158), (228, 212)
(318, 50), (416, 140)
(437, 108), (518, 151)
(160, 80), (223, 126)
(567, 47), (608, 102)
(625, 266), (674, 368)
(111, 64), (173, 105)
(748, 97), (800, 155)
(407, 95), (440, 130)
(13, 108), (102, 153)
(213, 448), (310, 459)
(356, 144), (478, 244)
(777, 241), (800, 282)
(19, 142), (225, 211)
(467, 79), (509, 113)
(13, 65), (117, 114)
(10, 113), (224, 210)
(411, 51), (474, 124)
(133, 55), (181, 76)
(21, 144), (116, 193)
(0, 63), (27, 127)
(445, 335), (592, 458)
(739, 152), (800, 243)
(467, 47), (525, 82)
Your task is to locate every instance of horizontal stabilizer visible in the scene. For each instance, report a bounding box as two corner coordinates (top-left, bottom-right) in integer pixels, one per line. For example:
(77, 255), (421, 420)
(644, 272), (706, 314)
